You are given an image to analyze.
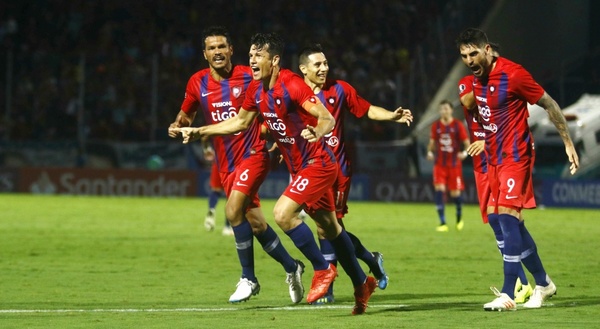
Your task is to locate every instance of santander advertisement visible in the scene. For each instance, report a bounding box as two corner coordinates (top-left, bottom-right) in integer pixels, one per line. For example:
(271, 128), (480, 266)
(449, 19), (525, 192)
(19, 168), (197, 197)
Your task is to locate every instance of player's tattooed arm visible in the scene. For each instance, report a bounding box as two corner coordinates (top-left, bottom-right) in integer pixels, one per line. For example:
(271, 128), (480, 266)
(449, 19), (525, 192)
(537, 92), (572, 146)
(537, 92), (580, 174)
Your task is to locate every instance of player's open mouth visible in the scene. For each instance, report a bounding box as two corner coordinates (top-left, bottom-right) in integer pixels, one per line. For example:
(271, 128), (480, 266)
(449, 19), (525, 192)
(213, 56), (225, 63)
(470, 65), (482, 75)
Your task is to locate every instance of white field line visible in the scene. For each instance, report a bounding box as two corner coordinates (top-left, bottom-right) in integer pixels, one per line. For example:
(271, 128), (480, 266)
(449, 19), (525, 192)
(0, 304), (407, 314)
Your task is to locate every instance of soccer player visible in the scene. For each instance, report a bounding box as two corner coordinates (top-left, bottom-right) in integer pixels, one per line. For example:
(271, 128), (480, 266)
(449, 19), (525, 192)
(426, 100), (469, 232)
(458, 69), (533, 304)
(173, 32), (377, 315)
(202, 143), (233, 236)
(456, 28), (579, 311)
(168, 26), (304, 304)
(297, 44), (413, 303)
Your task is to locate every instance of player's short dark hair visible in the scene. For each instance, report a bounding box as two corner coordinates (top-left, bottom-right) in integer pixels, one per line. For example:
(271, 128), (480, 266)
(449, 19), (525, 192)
(440, 99), (454, 108)
(489, 42), (501, 52)
(250, 32), (284, 58)
(202, 26), (232, 49)
(298, 44), (324, 65)
(455, 28), (489, 49)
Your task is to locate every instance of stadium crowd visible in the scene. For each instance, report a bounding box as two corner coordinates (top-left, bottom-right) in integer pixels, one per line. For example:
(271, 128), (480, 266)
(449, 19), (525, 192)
(0, 0), (488, 143)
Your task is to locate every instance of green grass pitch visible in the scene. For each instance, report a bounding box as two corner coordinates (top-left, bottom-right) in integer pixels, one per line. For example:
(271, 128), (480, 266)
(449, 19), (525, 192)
(1, 194), (599, 328)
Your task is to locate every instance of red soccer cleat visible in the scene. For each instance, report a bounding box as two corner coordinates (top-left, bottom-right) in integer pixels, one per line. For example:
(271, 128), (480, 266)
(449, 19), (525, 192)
(306, 264), (338, 304)
(352, 276), (377, 315)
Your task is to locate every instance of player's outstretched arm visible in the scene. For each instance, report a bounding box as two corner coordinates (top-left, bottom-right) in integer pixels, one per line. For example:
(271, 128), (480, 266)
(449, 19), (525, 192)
(169, 108), (258, 144)
(367, 106), (413, 126)
(302, 104), (335, 143)
(537, 92), (580, 174)
(168, 110), (196, 138)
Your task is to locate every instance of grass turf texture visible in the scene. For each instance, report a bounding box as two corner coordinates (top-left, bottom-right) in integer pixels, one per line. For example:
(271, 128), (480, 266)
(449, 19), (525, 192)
(1, 194), (599, 328)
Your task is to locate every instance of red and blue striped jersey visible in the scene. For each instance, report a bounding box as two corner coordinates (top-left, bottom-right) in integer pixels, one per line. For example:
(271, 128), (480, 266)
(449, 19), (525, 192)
(317, 79), (371, 177)
(430, 118), (468, 168)
(472, 57), (544, 165)
(180, 65), (267, 173)
(459, 75), (487, 173)
(242, 69), (335, 174)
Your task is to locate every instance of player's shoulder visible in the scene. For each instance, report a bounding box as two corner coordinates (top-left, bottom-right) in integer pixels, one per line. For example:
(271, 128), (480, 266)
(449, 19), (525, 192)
(496, 57), (529, 75)
(231, 65), (253, 76)
(189, 68), (211, 81)
(458, 74), (474, 85)
(279, 69), (303, 81)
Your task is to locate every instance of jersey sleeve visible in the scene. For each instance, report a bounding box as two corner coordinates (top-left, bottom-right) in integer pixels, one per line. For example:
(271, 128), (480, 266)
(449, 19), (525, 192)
(339, 80), (371, 118)
(458, 75), (474, 99)
(181, 75), (200, 114)
(286, 75), (323, 111)
(511, 66), (545, 105)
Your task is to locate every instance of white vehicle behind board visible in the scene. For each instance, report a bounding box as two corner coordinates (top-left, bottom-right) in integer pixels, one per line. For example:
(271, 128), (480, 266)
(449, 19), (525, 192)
(528, 94), (600, 179)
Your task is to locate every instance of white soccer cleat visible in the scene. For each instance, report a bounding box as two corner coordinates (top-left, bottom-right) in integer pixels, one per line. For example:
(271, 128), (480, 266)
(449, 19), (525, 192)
(286, 260), (305, 303)
(229, 278), (260, 303)
(222, 225), (234, 236)
(483, 287), (517, 311)
(523, 279), (556, 308)
(204, 210), (216, 231)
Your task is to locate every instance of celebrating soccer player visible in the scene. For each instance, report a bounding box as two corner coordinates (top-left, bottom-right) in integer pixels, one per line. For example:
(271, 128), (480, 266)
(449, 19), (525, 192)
(297, 44), (413, 303)
(458, 66), (533, 304)
(168, 26), (304, 304)
(426, 100), (469, 232)
(456, 28), (579, 311)
(172, 32), (377, 315)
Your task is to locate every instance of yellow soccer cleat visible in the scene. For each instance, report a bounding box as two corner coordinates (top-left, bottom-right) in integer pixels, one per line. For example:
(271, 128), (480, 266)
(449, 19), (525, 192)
(515, 282), (534, 303)
(456, 220), (464, 231)
(436, 224), (449, 232)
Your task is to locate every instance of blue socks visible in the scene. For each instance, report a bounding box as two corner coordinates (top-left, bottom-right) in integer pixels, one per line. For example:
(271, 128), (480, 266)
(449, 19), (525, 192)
(330, 229), (367, 287)
(518, 221), (549, 286)
(435, 191), (445, 224)
(286, 222), (329, 270)
(319, 238), (337, 296)
(232, 220), (255, 282)
(452, 195), (463, 222)
(208, 190), (221, 209)
(255, 224), (297, 273)
(488, 214), (529, 285)
(498, 214), (522, 298)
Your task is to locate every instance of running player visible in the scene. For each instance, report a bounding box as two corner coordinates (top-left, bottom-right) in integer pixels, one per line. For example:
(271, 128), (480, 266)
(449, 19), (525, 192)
(173, 32), (377, 315)
(297, 44), (413, 303)
(426, 100), (469, 232)
(456, 28), (579, 311)
(168, 26), (304, 304)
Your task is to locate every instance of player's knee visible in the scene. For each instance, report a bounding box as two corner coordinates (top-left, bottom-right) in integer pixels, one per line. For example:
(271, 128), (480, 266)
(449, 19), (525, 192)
(245, 211), (267, 234)
(224, 202), (243, 225)
(272, 207), (293, 230)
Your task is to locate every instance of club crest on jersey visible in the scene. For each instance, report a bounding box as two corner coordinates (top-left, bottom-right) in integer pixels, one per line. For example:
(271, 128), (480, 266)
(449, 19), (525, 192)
(328, 97), (335, 104)
(308, 96), (317, 104)
(490, 85), (495, 93)
(276, 98), (282, 106)
(232, 86), (242, 98)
